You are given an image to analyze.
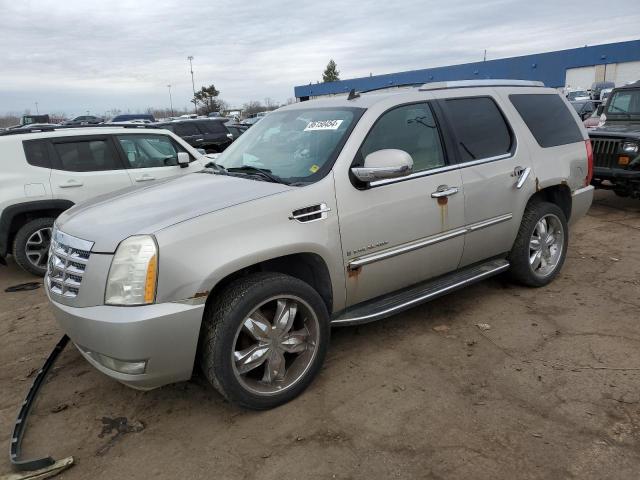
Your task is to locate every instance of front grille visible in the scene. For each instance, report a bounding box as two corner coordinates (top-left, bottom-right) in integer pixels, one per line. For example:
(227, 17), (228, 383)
(591, 137), (623, 169)
(47, 230), (93, 298)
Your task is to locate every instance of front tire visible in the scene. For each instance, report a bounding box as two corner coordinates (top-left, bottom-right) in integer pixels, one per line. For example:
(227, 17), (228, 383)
(508, 201), (568, 287)
(199, 272), (330, 410)
(13, 217), (55, 277)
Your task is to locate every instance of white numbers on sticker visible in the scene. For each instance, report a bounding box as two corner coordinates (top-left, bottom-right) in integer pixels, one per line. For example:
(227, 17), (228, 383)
(304, 120), (344, 131)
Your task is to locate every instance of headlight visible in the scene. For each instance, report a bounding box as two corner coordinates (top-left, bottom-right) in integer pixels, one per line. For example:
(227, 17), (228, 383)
(622, 142), (639, 154)
(105, 235), (158, 305)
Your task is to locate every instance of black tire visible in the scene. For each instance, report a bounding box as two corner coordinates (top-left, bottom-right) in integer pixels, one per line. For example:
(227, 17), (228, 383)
(613, 189), (630, 198)
(508, 201), (568, 287)
(12, 217), (55, 277)
(199, 272), (330, 410)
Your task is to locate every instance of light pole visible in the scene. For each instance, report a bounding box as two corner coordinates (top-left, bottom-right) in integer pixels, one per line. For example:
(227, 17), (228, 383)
(35, 102), (39, 114)
(167, 84), (174, 116)
(187, 56), (197, 114)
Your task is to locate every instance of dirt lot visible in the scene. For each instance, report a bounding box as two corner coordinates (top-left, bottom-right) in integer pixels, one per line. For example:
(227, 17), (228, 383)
(1, 190), (639, 480)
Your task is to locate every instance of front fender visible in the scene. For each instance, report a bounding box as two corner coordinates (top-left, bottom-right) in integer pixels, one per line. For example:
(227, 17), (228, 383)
(153, 177), (345, 312)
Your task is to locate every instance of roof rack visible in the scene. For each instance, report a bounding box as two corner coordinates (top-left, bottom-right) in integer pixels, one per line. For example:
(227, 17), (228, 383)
(0, 123), (159, 137)
(419, 79), (545, 91)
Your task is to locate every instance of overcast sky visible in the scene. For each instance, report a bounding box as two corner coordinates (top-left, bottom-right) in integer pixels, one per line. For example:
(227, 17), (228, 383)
(0, 0), (638, 117)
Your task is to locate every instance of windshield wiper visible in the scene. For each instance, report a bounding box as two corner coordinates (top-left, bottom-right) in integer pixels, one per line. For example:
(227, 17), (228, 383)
(226, 166), (286, 184)
(200, 160), (228, 175)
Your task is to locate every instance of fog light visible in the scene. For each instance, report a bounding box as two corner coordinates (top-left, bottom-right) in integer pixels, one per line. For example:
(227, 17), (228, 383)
(80, 346), (147, 375)
(618, 155), (630, 166)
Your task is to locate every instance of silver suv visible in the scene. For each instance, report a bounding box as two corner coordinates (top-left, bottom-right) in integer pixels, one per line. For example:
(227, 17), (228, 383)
(46, 80), (594, 410)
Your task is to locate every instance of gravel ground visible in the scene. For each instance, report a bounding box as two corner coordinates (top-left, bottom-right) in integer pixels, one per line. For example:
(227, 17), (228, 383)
(1, 190), (639, 480)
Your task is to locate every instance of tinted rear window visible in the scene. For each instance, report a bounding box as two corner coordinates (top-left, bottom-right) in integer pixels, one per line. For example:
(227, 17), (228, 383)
(196, 121), (226, 134)
(510, 94), (583, 148)
(443, 97), (513, 161)
(53, 139), (122, 172)
(173, 122), (200, 136)
(23, 140), (52, 168)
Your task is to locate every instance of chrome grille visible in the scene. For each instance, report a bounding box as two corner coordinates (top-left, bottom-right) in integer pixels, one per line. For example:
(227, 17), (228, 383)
(591, 137), (622, 169)
(47, 229), (94, 298)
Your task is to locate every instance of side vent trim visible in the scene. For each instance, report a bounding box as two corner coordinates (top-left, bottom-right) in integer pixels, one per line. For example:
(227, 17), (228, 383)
(289, 203), (331, 223)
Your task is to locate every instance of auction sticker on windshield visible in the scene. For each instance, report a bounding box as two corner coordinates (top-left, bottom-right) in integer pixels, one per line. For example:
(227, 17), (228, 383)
(304, 120), (343, 131)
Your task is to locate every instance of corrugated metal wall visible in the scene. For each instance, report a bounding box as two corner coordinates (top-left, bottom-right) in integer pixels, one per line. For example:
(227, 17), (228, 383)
(294, 39), (640, 99)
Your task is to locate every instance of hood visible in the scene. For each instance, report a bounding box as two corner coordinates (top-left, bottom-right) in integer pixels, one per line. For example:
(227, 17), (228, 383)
(57, 173), (292, 252)
(590, 122), (640, 137)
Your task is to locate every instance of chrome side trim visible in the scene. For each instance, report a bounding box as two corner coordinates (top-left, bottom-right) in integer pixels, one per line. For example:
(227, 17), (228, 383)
(466, 213), (513, 232)
(349, 228), (466, 268)
(370, 153), (513, 187)
(347, 213), (513, 269)
(332, 261), (510, 325)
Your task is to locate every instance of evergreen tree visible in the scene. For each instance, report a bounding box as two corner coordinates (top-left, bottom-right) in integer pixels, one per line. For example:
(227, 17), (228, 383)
(322, 59), (340, 82)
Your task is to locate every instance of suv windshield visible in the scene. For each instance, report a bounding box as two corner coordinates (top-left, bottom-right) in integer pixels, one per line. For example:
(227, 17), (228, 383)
(216, 107), (363, 184)
(606, 89), (640, 116)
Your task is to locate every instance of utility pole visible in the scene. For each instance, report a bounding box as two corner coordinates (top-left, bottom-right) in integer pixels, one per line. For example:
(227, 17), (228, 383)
(187, 56), (197, 114)
(167, 84), (174, 116)
(35, 102), (39, 114)
(483, 49), (487, 62)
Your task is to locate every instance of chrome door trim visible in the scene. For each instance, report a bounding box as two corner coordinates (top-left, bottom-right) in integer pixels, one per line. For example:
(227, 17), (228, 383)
(347, 213), (513, 269)
(466, 213), (513, 232)
(369, 153), (513, 188)
(349, 227), (467, 269)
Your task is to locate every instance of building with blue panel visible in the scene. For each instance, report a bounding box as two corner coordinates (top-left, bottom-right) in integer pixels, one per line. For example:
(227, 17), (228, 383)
(294, 39), (640, 100)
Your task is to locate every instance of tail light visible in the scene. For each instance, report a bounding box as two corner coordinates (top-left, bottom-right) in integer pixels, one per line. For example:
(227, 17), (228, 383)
(585, 139), (594, 186)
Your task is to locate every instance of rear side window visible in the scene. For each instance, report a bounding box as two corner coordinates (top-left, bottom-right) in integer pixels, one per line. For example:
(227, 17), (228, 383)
(52, 139), (122, 172)
(443, 97), (513, 161)
(23, 140), (52, 168)
(173, 123), (200, 136)
(196, 121), (226, 134)
(510, 94), (583, 148)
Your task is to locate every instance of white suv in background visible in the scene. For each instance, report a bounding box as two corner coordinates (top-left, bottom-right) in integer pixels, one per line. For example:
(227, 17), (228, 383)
(0, 126), (206, 275)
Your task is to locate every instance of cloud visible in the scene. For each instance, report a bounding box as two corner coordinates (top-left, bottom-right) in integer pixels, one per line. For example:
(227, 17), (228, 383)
(0, 0), (637, 115)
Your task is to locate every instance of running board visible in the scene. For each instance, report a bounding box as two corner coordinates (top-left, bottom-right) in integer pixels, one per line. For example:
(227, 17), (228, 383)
(331, 259), (510, 326)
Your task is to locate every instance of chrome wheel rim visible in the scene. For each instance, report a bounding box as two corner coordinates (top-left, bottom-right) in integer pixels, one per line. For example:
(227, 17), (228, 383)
(25, 227), (52, 270)
(529, 214), (564, 277)
(232, 295), (319, 396)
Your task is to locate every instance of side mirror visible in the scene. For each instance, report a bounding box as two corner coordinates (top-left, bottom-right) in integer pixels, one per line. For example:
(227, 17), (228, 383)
(351, 149), (413, 183)
(177, 151), (190, 168)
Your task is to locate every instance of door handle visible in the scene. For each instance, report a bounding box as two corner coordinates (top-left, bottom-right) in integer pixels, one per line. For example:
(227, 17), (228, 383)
(431, 185), (459, 198)
(59, 180), (83, 188)
(135, 174), (156, 182)
(513, 166), (531, 189)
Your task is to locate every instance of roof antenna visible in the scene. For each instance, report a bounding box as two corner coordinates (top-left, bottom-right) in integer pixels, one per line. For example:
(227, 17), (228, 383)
(347, 88), (360, 100)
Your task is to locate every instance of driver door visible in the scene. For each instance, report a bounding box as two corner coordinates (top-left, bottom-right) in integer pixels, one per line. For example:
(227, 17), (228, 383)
(334, 102), (466, 306)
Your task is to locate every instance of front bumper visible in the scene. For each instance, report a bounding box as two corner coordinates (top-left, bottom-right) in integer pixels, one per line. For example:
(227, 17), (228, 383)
(47, 289), (205, 390)
(570, 185), (594, 225)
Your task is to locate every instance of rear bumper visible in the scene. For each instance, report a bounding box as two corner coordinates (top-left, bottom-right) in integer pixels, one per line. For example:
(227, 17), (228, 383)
(570, 185), (594, 225)
(47, 289), (205, 390)
(593, 166), (640, 180)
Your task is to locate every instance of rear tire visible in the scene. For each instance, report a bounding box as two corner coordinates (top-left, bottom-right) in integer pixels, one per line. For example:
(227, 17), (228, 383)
(199, 272), (330, 410)
(13, 217), (55, 277)
(508, 201), (568, 287)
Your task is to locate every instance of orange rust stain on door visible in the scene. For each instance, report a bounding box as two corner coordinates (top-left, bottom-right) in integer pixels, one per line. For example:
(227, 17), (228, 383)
(437, 197), (449, 231)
